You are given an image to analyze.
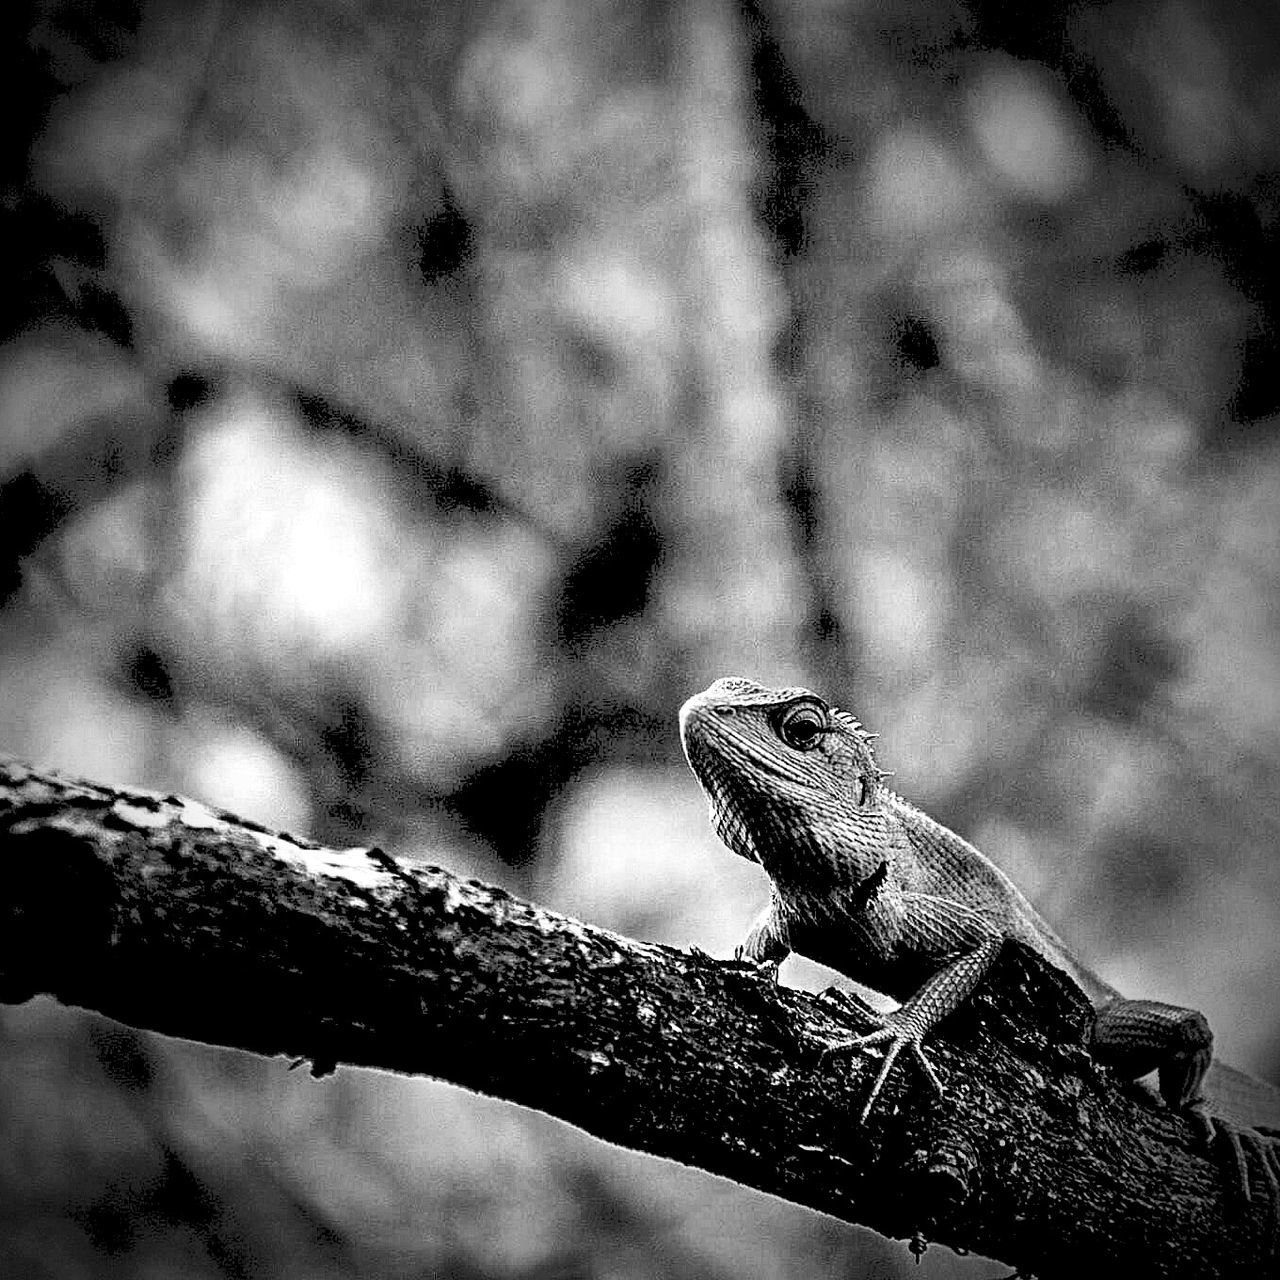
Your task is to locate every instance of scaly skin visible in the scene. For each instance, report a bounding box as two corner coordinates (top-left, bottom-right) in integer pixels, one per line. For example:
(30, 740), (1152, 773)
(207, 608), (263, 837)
(679, 676), (1280, 1198)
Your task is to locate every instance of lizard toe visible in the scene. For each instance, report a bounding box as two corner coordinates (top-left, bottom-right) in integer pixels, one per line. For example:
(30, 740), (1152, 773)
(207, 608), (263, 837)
(1186, 1107), (1280, 1207)
(909, 1039), (945, 1097)
(858, 1034), (909, 1123)
(1203, 1112), (1252, 1202)
(1244, 1131), (1279, 1206)
(817, 1022), (892, 1066)
(1265, 1137), (1280, 1186)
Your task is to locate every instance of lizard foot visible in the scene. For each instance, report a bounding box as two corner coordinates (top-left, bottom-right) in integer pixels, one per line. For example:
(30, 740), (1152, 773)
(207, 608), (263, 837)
(1187, 1103), (1280, 1206)
(1187, 1102), (1248, 1199)
(820, 1009), (945, 1123)
(731, 945), (781, 982)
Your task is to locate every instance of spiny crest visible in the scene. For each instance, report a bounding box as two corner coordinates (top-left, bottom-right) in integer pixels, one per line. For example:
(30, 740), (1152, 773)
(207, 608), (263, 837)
(829, 704), (893, 783)
(829, 704), (873, 751)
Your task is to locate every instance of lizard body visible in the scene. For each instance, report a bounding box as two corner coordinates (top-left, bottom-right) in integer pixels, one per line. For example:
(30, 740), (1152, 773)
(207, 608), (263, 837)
(679, 675), (1280, 1165)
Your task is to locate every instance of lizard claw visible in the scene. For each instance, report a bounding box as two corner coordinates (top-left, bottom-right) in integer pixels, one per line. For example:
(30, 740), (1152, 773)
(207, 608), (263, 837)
(732, 945), (780, 982)
(1185, 1097), (1218, 1148)
(821, 1011), (945, 1122)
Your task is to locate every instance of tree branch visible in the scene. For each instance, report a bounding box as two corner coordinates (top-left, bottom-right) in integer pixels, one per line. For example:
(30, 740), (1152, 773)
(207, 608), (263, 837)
(0, 758), (1273, 1278)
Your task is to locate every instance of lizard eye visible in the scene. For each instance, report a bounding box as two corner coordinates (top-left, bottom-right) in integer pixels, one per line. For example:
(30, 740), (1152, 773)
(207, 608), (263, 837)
(777, 703), (826, 751)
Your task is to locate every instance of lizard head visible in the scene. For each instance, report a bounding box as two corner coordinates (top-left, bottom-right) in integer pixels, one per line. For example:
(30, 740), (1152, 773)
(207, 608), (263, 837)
(679, 677), (890, 889)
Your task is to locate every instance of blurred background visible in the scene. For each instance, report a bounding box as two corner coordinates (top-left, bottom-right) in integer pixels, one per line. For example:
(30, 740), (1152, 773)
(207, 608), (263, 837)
(3, 0), (1280, 1274)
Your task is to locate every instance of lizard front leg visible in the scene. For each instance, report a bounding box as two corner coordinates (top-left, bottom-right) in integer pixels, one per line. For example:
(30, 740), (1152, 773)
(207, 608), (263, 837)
(823, 896), (1003, 1122)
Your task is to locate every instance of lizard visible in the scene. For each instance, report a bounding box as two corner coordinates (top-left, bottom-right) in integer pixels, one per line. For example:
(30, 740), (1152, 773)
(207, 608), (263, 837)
(679, 675), (1280, 1200)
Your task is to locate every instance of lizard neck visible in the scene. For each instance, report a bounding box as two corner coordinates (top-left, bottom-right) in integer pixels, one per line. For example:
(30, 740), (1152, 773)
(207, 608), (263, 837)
(883, 790), (1120, 1007)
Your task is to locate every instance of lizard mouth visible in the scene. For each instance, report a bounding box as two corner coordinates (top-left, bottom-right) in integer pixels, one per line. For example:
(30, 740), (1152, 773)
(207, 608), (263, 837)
(680, 699), (814, 791)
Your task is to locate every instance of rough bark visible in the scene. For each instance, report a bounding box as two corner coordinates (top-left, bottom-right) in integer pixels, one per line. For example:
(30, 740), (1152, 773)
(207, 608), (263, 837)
(0, 757), (1274, 1278)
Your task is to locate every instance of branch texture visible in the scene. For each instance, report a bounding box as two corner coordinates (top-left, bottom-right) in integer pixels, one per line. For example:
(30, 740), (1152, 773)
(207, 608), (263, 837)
(0, 758), (1273, 1278)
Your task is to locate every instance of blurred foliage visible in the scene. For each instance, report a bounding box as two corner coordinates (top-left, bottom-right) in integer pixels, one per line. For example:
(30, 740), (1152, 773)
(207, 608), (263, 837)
(3, 0), (1280, 1275)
